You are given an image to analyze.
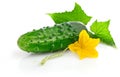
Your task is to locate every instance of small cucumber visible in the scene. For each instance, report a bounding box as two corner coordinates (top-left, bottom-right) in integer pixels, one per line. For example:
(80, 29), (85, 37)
(17, 21), (87, 53)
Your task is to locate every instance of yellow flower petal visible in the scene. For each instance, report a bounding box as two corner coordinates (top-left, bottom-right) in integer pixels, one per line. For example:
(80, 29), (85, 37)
(68, 42), (80, 53)
(78, 30), (89, 46)
(84, 38), (100, 49)
(68, 30), (100, 60)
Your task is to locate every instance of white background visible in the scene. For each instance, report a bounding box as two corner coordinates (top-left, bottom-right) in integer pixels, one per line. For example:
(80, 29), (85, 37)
(0, 0), (120, 77)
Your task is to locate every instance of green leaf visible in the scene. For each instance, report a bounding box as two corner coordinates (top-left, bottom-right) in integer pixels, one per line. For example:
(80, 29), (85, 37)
(90, 20), (116, 47)
(48, 3), (92, 25)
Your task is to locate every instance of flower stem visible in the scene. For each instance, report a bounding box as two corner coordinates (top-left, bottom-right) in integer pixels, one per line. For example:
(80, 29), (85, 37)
(40, 47), (68, 65)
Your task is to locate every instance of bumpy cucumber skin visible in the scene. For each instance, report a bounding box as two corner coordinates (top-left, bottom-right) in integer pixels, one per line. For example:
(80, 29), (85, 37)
(17, 21), (87, 53)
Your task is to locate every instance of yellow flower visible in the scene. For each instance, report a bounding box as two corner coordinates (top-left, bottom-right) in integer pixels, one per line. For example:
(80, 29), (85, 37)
(68, 30), (100, 59)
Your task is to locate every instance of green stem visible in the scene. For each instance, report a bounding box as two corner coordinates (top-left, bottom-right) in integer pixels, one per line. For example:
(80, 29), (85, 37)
(40, 47), (68, 65)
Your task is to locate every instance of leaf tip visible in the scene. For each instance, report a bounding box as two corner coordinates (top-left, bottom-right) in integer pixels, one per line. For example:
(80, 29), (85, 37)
(75, 2), (79, 6)
(47, 13), (52, 16)
(107, 19), (110, 25)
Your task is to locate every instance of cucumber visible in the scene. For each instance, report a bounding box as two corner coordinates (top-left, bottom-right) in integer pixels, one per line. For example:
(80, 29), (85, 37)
(17, 21), (87, 53)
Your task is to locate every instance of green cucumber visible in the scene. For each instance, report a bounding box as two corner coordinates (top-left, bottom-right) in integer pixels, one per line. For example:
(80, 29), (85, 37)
(17, 21), (87, 53)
